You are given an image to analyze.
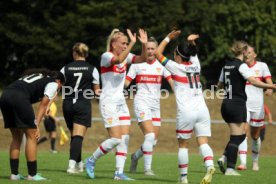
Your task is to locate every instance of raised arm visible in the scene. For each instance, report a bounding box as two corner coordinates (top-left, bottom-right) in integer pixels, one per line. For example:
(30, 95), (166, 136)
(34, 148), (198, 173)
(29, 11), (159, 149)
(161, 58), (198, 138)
(132, 29), (148, 63)
(155, 30), (181, 62)
(111, 29), (137, 65)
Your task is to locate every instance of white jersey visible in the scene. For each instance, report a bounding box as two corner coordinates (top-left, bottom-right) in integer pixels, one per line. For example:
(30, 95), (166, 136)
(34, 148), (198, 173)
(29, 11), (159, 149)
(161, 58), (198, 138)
(161, 55), (206, 110)
(126, 59), (172, 105)
(246, 61), (271, 110)
(100, 51), (135, 104)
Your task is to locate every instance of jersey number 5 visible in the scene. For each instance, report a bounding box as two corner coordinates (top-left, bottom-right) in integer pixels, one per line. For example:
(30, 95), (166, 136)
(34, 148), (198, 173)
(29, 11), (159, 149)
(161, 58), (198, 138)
(224, 71), (231, 92)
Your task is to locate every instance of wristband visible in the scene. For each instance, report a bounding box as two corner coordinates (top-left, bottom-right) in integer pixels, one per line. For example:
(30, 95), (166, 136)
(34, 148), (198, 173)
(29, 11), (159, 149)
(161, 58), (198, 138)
(164, 37), (170, 43)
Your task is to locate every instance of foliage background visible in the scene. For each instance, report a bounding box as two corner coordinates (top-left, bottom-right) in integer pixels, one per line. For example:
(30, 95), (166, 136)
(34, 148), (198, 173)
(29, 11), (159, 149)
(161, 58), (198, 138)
(0, 0), (275, 87)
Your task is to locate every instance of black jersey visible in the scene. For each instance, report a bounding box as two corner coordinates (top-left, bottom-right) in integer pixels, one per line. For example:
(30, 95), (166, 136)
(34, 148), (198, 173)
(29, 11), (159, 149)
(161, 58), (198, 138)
(6, 74), (56, 103)
(61, 61), (98, 100)
(220, 58), (251, 102)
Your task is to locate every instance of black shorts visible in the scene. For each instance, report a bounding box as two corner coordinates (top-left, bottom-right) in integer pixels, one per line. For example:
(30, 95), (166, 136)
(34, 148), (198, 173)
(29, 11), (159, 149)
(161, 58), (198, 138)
(221, 101), (247, 123)
(44, 116), (56, 132)
(63, 98), (91, 130)
(0, 89), (36, 129)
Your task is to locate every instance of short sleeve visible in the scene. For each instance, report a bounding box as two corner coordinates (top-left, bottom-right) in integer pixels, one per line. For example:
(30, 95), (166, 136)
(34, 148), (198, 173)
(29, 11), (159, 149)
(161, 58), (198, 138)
(126, 64), (136, 81)
(239, 63), (254, 80)
(92, 68), (100, 84)
(262, 62), (272, 79)
(101, 52), (114, 67)
(60, 67), (66, 82)
(219, 69), (224, 82)
(44, 82), (58, 100)
(126, 53), (136, 64)
(163, 67), (172, 80)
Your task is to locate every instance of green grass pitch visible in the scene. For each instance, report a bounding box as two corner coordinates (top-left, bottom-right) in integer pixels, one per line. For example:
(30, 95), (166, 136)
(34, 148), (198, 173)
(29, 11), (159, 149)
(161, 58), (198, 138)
(0, 152), (275, 184)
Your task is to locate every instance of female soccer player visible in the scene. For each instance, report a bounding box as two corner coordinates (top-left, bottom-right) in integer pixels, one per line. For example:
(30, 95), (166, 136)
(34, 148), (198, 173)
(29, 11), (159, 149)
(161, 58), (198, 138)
(126, 37), (173, 176)
(85, 28), (147, 180)
(155, 31), (215, 184)
(0, 69), (64, 180)
(61, 42), (100, 174)
(217, 41), (276, 176)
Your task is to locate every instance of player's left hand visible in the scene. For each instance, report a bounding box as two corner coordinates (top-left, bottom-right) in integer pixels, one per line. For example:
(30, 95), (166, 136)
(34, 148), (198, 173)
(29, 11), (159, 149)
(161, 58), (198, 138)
(138, 29), (148, 44)
(265, 89), (273, 96)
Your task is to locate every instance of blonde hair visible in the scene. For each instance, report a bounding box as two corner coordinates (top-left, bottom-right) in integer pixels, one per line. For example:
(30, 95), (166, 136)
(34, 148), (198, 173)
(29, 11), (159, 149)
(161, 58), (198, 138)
(231, 41), (248, 56)
(106, 29), (126, 51)
(73, 42), (89, 58)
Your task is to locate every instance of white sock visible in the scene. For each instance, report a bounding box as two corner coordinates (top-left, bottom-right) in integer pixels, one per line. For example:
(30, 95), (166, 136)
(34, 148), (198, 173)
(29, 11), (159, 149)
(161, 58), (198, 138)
(153, 140), (158, 147)
(68, 159), (76, 169)
(199, 144), (214, 169)
(178, 148), (188, 176)
(115, 135), (128, 174)
(92, 138), (121, 160)
(252, 137), (261, 162)
(238, 137), (248, 165)
(142, 133), (155, 171)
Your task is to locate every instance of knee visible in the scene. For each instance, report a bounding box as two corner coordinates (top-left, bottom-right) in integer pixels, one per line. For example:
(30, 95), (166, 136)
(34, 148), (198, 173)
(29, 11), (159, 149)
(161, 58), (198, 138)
(145, 132), (155, 143)
(230, 134), (246, 145)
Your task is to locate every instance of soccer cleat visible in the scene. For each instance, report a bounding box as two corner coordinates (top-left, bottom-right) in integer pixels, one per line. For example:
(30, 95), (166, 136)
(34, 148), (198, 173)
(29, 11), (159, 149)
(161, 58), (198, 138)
(77, 161), (84, 173)
(114, 173), (135, 180)
(10, 174), (25, 180)
(179, 177), (188, 184)
(237, 164), (247, 170)
(50, 149), (58, 154)
(217, 159), (225, 174)
(67, 166), (79, 174)
(224, 169), (240, 176)
(200, 166), (215, 184)
(129, 153), (138, 173)
(252, 161), (259, 171)
(86, 158), (96, 179)
(145, 169), (155, 176)
(26, 174), (47, 181)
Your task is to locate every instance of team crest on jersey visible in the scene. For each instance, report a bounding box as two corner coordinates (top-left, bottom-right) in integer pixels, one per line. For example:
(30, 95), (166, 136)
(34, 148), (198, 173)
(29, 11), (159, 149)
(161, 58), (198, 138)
(107, 118), (113, 124)
(156, 67), (161, 74)
(254, 69), (260, 76)
(140, 112), (145, 119)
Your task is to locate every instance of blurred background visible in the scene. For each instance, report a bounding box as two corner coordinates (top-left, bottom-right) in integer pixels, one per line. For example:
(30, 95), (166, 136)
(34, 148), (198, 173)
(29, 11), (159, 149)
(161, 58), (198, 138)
(0, 0), (276, 154)
(0, 0), (276, 87)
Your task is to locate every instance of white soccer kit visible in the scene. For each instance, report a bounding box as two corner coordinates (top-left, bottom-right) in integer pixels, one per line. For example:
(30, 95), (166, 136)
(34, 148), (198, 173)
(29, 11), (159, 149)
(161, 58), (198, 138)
(245, 61), (272, 127)
(126, 59), (172, 126)
(160, 55), (211, 139)
(99, 51), (135, 128)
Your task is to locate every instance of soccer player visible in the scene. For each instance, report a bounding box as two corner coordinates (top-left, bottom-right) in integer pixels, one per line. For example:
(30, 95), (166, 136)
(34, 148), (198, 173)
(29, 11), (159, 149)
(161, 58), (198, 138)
(38, 99), (59, 153)
(126, 37), (173, 176)
(236, 46), (273, 171)
(0, 69), (64, 180)
(155, 31), (215, 184)
(61, 42), (100, 174)
(85, 28), (148, 180)
(217, 41), (276, 176)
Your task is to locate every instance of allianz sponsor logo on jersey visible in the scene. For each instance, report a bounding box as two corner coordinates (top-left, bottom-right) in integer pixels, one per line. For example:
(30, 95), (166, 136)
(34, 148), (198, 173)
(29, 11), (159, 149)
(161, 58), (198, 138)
(185, 65), (200, 72)
(140, 75), (162, 83)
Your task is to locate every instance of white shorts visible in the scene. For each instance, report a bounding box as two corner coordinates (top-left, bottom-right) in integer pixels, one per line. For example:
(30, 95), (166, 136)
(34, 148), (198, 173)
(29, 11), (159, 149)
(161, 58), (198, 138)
(99, 102), (131, 128)
(134, 101), (161, 127)
(176, 105), (211, 139)
(247, 107), (265, 127)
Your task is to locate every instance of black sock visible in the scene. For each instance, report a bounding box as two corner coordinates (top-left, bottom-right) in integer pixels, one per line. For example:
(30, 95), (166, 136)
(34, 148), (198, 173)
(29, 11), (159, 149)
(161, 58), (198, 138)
(77, 149), (82, 163)
(27, 161), (37, 176)
(10, 159), (19, 175)
(69, 136), (83, 162)
(225, 134), (246, 169)
(51, 138), (56, 150)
